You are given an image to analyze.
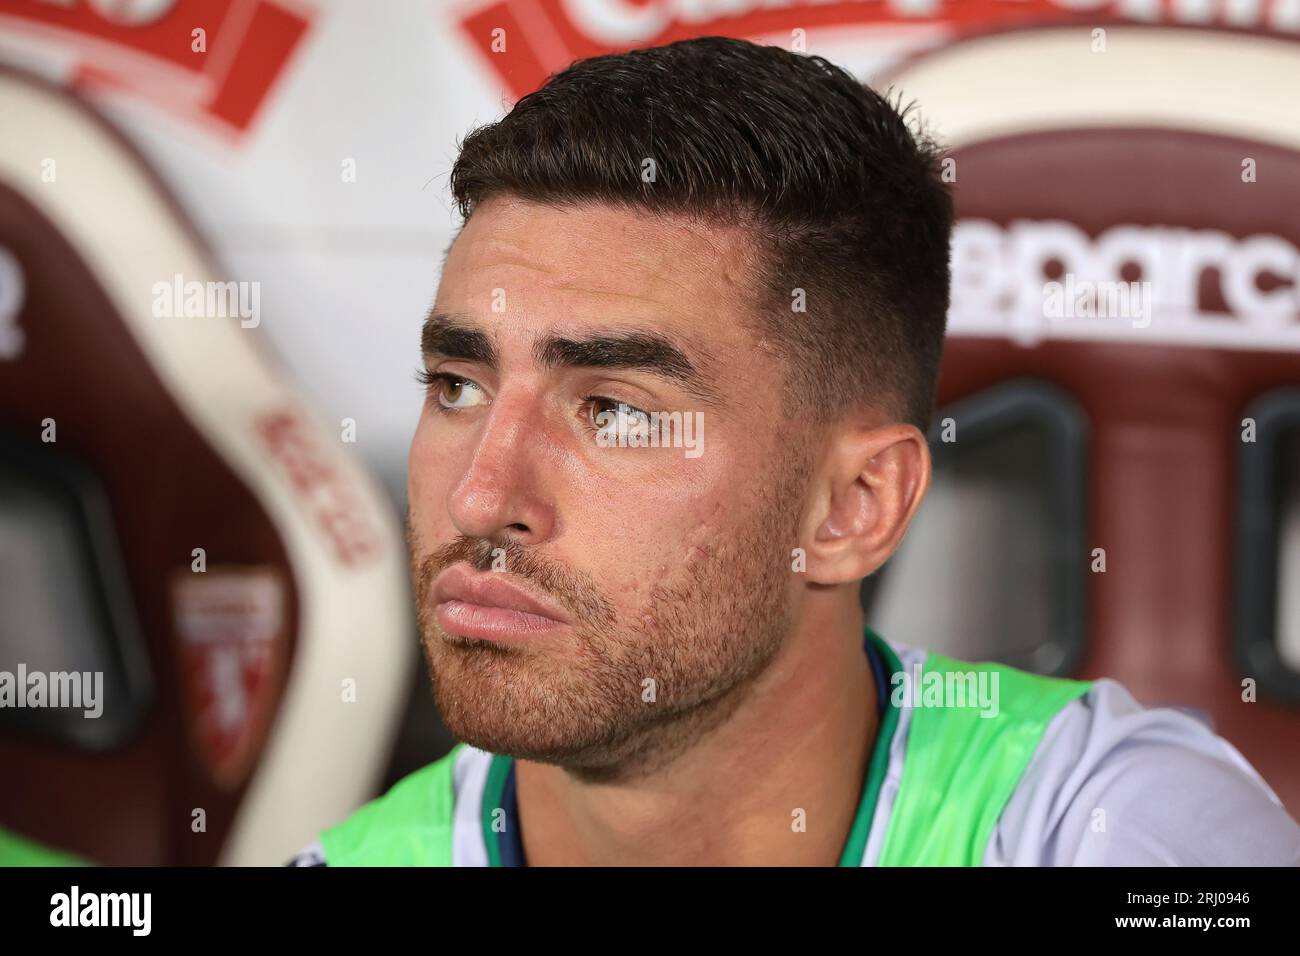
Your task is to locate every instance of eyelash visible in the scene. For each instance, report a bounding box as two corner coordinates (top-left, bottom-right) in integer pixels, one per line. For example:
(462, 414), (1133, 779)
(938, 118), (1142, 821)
(416, 369), (649, 431)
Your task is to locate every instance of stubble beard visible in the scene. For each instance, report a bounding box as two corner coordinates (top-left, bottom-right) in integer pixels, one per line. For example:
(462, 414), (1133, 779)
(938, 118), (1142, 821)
(410, 465), (805, 783)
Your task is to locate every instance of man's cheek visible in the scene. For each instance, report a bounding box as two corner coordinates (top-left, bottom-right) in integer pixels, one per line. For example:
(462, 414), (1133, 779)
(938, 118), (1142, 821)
(407, 423), (435, 500)
(610, 540), (693, 608)
(408, 429), (456, 525)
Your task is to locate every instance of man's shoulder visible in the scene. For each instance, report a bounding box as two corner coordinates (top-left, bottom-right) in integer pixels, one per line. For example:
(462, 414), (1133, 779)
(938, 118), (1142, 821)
(879, 639), (1300, 865)
(988, 678), (1300, 865)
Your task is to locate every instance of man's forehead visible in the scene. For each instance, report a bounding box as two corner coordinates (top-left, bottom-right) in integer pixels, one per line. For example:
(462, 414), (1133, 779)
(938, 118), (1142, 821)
(439, 197), (762, 327)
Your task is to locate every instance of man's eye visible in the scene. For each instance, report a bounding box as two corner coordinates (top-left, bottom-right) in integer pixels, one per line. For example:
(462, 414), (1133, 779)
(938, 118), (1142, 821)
(590, 398), (651, 436)
(421, 372), (487, 411)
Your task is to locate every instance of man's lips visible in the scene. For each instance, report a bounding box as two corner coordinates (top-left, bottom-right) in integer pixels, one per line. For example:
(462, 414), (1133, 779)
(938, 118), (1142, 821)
(431, 564), (572, 641)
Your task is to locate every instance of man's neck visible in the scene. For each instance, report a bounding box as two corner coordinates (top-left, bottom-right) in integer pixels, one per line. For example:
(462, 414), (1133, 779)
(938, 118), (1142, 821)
(515, 599), (878, 866)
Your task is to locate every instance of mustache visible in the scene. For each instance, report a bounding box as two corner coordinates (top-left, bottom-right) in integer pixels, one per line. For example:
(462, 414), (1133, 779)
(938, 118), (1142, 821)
(410, 529), (615, 628)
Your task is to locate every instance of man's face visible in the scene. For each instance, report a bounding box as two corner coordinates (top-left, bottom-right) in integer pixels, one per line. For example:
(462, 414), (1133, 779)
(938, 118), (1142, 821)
(408, 196), (814, 774)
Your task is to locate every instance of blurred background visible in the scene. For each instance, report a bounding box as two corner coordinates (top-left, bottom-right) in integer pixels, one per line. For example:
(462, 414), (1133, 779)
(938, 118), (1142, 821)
(0, 0), (1298, 865)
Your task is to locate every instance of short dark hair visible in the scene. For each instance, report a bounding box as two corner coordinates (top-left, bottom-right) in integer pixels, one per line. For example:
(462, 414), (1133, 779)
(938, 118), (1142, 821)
(449, 35), (953, 431)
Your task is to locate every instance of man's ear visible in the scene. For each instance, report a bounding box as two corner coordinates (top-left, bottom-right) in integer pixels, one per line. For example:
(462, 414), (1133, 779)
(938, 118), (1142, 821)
(802, 423), (931, 586)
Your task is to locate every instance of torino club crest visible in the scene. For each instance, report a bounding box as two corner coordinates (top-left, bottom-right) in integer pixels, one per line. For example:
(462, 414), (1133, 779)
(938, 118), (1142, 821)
(172, 568), (288, 788)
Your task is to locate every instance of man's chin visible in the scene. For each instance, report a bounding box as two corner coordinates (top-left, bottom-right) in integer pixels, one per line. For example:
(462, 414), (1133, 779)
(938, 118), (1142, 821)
(422, 637), (765, 782)
(423, 634), (634, 767)
(434, 703), (641, 774)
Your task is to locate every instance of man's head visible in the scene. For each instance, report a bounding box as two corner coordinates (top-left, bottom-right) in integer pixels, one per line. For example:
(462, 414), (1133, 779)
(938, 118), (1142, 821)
(409, 36), (952, 778)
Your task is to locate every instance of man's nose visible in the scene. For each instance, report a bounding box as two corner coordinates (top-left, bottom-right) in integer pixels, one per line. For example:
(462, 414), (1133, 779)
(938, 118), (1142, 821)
(446, 395), (555, 546)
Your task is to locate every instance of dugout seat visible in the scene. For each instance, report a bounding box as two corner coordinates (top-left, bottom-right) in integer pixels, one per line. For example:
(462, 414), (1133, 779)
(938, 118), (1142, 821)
(0, 65), (412, 865)
(866, 24), (1300, 817)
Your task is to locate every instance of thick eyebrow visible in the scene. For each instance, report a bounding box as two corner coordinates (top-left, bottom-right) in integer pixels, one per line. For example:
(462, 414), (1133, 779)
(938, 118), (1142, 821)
(534, 331), (720, 406)
(421, 313), (497, 366)
(422, 312), (721, 406)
